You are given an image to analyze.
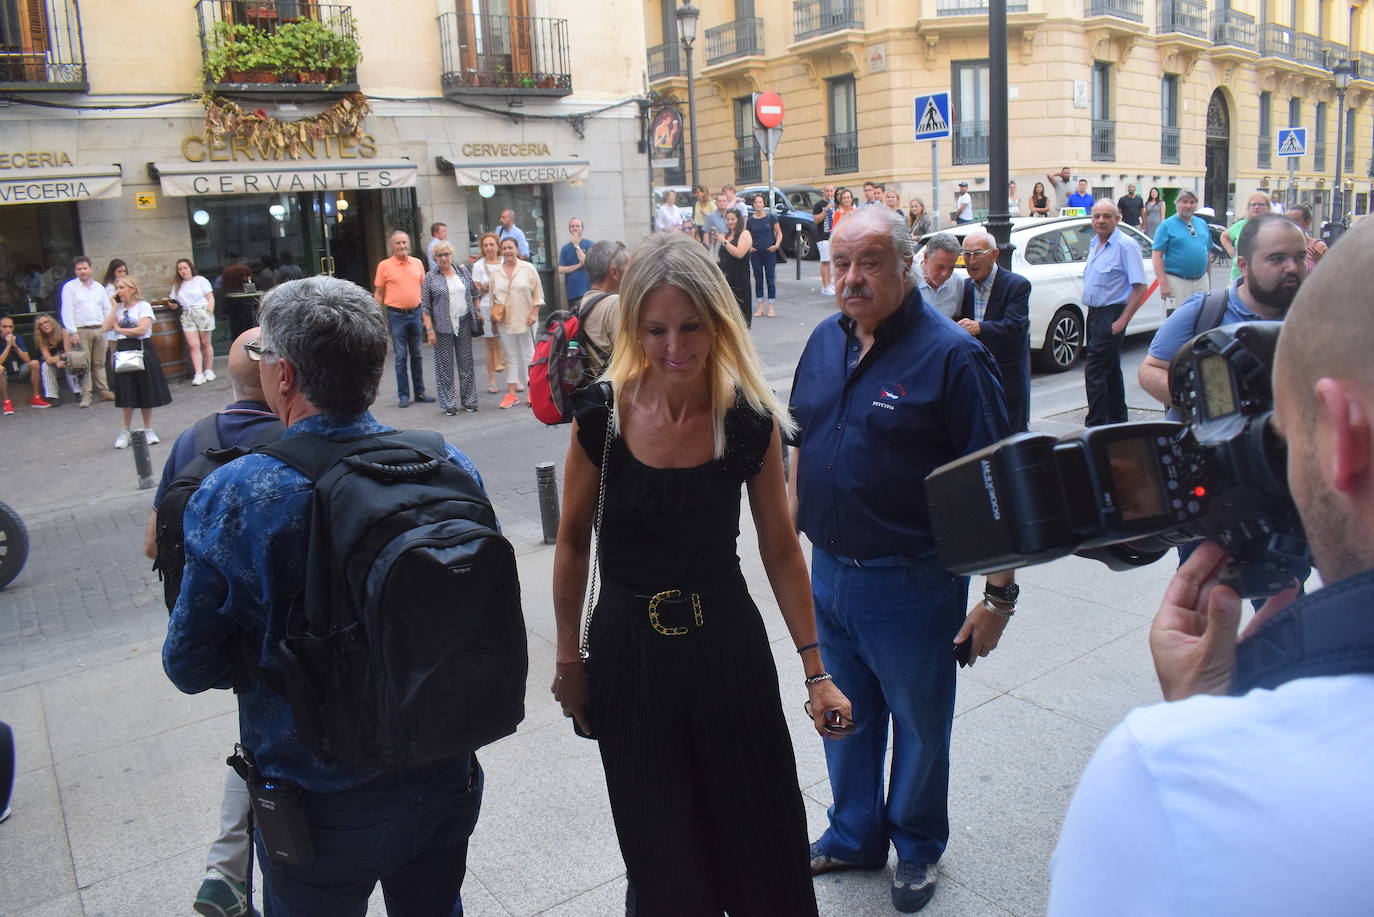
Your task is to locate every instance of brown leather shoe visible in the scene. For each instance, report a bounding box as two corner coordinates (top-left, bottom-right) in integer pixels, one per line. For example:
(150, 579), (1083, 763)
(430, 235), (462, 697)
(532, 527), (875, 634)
(98, 390), (115, 402)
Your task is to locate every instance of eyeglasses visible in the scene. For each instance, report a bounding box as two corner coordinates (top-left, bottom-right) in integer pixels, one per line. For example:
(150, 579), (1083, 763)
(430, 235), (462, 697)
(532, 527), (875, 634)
(1185, 223), (1197, 237)
(962, 248), (995, 258)
(243, 340), (275, 362)
(435, 252), (453, 258)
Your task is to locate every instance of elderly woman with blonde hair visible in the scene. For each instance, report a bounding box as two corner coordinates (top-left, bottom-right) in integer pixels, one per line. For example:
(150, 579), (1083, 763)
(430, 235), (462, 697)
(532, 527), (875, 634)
(551, 233), (851, 915)
(420, 240), (483, 414)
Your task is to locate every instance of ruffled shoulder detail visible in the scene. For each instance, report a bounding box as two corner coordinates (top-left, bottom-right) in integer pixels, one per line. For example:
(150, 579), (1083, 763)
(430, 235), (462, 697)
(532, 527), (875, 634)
(722, 394), (774, 480)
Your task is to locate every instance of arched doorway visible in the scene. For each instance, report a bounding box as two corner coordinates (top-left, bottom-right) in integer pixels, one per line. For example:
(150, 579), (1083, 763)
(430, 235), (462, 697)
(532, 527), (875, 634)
(1204, 90), (1232, 218)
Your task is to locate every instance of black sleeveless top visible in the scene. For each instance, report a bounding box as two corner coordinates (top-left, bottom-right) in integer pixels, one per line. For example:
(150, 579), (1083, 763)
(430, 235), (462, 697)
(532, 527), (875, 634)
(575, 388), (773, 593)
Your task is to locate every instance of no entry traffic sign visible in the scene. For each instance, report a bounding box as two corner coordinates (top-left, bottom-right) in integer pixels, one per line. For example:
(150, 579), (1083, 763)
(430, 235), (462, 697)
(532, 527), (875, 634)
(754, 91), (784, 128)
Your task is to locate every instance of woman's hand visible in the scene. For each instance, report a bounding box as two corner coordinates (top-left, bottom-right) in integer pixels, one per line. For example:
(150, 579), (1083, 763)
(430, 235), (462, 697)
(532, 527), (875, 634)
(527, 312), (538, 327)
(806, 679), (853, 740)
(425, 327), (436, 346)
(551, 660), (591, 735)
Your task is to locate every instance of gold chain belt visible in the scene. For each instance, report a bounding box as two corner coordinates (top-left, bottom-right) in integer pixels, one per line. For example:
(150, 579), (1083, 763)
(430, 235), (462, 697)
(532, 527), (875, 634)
(647, 589), (704, 637)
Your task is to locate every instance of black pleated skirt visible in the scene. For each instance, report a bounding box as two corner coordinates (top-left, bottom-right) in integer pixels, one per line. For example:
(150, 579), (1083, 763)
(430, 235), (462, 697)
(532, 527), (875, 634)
(111, 338), (172, 409)
(587, 573), (819, 917)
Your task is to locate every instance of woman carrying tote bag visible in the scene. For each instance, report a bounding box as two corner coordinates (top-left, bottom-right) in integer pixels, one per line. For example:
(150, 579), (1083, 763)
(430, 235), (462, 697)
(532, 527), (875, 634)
(101, 275), (171, 449)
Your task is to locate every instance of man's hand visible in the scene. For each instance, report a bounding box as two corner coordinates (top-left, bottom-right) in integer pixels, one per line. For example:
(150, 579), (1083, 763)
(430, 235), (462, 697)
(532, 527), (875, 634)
(956, 318), (981, 336)
(1148, 541), (1298, 701)
(66, 332), (78, 349)
(953, 599), (1011, 667)
(1307, 238), (1327, 263)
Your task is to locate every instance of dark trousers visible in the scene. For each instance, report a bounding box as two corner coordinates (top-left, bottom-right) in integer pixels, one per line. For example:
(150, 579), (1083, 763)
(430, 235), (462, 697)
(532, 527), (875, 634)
(1084, 303), (1127, 426)
(387, 308), (427, 401)
(749, 249), (777, 301)
(258, 754), (482, 917)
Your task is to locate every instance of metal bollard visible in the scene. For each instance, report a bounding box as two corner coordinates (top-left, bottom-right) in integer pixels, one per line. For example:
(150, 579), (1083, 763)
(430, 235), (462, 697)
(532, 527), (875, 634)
(130, 429), (154, 490)
(536, 462), (560, 544)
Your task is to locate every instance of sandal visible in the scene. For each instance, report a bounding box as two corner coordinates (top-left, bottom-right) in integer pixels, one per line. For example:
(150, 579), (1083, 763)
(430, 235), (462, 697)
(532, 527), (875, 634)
(488, 385), (499, 394)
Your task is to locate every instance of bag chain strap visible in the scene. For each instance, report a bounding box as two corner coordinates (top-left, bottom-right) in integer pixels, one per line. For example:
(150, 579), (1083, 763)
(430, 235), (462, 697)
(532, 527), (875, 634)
(578, 401), (614, 660)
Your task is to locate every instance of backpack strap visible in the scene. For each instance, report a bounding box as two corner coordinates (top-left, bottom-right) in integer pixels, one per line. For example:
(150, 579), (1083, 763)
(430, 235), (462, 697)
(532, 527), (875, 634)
(1192, 287), (1231, 337)
(575, 291), (612, 364)
(187, 413), (224, 458)
(257, 429), (449, 482)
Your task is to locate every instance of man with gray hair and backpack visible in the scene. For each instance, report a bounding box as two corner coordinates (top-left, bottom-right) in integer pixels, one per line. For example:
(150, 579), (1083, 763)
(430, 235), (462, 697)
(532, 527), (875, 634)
(164, 276), (526, 916)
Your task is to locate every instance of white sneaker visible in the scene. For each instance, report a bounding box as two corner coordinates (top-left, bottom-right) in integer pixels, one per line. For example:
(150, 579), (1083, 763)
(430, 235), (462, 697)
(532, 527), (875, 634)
(145, 429), (160, 445)
(114, 429), (130, 449)
(203, 369), (216, 382)
(192, 372), (206, 385)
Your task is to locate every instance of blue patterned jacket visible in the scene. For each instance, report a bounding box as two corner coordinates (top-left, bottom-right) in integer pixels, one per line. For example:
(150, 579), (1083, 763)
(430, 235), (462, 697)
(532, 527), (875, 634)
(162, 411), (484, 790)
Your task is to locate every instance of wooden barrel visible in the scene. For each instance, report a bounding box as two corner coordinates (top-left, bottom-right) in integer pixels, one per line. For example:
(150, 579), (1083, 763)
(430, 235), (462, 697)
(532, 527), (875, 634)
(151, 305), (189, 381)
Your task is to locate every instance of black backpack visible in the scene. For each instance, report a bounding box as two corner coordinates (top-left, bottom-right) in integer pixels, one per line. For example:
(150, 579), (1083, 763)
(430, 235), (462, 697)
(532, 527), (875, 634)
(154, 411), (284, 611)
(1193, 287), (1231, 336)
(253, 430), (527, 769)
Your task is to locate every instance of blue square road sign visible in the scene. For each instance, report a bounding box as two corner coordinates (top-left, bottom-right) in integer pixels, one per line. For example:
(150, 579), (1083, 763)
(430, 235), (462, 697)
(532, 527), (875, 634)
(914, 93), (951, 141)
(1277, 127), (1307, 158)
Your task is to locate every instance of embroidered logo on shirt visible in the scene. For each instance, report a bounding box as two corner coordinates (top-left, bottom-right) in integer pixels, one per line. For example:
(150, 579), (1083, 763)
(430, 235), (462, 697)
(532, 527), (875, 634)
(873, 382), (907, 410)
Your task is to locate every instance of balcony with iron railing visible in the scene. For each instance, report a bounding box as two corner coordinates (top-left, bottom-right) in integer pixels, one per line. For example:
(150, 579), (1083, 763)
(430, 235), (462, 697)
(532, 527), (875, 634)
(1161, 126), (1180, 164)
(1211, 9), (1256, 50)
(793, 0), (863, 42)
(647, 41), (683, 82)
(936, 0), (1028, 14)
(1085, 0), (1143, 22)
(438, 11), (571, 96)
(1324, 41), (1348, 69)
(705, 17), (763, 65)
(1157, 0), (1206, 37)
(1257, 22), (1296, 60)
(1092, 119), (1116, 161)
(1355, 51), (1374, 82)
(197, 0), (360, 94)
(1258, 134), (1272, 168)
(953, 121), (989, 165)
(734, 138), (761, 184)
(0, 0), (86, 89)
(825, 131), (859, 174)
(1295, 32), (1326, 68)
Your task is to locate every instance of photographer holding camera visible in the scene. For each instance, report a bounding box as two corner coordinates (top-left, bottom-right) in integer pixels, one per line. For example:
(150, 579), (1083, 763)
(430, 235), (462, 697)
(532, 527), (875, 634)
(1138, 213), (1308, 409)
(1048, 220), (1374, 915)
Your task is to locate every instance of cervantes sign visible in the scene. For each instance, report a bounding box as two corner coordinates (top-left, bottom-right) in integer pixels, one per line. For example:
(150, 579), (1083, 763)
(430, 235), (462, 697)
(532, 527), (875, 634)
(154, 160), (417, 197)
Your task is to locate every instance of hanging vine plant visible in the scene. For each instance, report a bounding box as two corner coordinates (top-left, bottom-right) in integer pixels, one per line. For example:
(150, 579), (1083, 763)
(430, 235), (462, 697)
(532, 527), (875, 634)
(201, 92), (372, 158)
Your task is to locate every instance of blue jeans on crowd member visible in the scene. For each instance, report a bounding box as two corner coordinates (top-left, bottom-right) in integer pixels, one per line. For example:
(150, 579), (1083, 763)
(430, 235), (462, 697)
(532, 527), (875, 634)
(749, 249), (777, 302)
(1083, 303), (1127, 427)
(810, 549), (968, 868)
(387, 308), (427, 402)
(258, 754), (482, 916)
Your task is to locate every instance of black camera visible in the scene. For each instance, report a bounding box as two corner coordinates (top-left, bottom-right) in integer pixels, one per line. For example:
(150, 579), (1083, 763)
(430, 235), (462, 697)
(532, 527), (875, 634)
(926, 322), (1308, 598)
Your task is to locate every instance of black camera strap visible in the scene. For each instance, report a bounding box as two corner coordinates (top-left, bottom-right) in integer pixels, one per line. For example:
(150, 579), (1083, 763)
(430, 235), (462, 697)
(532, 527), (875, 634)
(1232, 567), (1374, 695)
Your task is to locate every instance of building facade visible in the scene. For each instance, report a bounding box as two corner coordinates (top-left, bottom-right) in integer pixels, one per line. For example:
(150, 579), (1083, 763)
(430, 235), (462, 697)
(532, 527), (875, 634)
(1, 0), (649, 321)
(648, 0), (1374, 226)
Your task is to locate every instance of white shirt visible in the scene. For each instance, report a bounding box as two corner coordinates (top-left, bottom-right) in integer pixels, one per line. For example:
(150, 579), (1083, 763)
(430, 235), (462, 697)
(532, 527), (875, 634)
(471, 259), (498, 312)
(445, 272), (468, 327)
(171, 275), (213, 311)
(112, 300), (155, 340)
(955, 192), (973, 221)
(60, 277), (109, 331)
(917, 273), (965, 319)
(1050, 674), (1374, 917)
(655, 203), (682, 233)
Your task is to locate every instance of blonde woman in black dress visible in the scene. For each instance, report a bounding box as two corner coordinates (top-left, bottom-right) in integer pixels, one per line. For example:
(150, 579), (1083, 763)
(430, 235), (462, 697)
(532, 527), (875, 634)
(552, 233), (851, 916)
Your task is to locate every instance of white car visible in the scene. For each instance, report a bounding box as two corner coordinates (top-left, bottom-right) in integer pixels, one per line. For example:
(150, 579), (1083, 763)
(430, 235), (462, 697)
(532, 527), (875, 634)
(915, 216), (1166, 372)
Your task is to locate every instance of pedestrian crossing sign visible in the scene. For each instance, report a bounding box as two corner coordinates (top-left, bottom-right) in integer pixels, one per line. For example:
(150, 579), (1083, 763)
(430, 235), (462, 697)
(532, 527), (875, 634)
(1277, 127), (1307, 158)
(914, 92), (952, 141)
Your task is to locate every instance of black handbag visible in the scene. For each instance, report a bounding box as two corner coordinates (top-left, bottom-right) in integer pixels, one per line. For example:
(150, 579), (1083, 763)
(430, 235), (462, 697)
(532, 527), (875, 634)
(572, 391), (614, 740)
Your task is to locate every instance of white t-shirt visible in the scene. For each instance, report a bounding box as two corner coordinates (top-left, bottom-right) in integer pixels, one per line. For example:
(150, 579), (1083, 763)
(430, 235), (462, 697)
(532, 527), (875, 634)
(1049, 674), (1374, 917)
(445, 272), (468, 327)
(655, 203), (682, 233)
(171, 275), (213, 311)
(470, 258), (498, 312)
(955, 192), (973, 220)
(113, 300), (156, 340)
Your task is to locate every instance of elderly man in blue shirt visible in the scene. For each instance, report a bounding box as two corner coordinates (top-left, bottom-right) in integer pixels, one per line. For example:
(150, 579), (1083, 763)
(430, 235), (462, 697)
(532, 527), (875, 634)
(789, 206), (1017, 914)
(1081, 199), (1148, 426)
(163, 276), (487, 916)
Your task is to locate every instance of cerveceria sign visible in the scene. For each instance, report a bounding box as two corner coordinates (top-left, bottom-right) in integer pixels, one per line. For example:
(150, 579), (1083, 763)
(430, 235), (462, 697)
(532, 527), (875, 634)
(0, 150), (122, 205)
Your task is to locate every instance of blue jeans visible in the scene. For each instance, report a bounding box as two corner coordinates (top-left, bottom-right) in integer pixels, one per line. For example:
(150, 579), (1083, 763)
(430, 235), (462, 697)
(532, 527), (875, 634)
(749, 249), (777, 301)
(1084, 303), (1126, 426)
(258, 754), (482, 917)
(810, 548), (968, 867)
(388, 308), (427, 401)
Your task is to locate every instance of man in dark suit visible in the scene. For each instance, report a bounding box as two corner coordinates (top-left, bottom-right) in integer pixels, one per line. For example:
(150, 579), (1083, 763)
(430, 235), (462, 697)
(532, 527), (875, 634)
(956, 231), (1032, 431)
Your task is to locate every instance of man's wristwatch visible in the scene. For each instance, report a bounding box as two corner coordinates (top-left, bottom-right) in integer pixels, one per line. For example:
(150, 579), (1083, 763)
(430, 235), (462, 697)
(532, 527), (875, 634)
(984, 582), (1019, 604)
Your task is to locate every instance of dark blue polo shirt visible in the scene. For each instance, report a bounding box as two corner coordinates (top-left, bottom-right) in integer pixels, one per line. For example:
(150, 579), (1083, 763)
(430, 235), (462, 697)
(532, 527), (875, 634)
(788, 288), (1009, 559)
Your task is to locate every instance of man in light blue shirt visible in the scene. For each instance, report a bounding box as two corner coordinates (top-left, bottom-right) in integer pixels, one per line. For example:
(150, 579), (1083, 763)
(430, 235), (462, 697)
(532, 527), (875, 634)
(1081, 200), (1147, 425)
(497, 209), (530, 257)
(1150, 189), (1210, 315)
(916, 233), (965, 318)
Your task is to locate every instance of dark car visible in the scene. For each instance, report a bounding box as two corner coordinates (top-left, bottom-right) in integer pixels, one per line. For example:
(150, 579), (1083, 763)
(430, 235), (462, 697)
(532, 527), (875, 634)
(739, 185), (825, 260)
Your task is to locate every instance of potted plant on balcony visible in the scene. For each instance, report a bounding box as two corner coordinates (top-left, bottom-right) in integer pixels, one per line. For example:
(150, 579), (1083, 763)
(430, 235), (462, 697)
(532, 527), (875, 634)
(273, 18), (333, 82)
(204, 22), (275, 84)
(321, 11), (362, 85)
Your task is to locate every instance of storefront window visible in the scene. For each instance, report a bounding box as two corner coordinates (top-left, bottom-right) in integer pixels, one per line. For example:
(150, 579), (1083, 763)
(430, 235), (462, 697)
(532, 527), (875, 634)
(0, 202), (84, 316)
(465, 183), (555, 309)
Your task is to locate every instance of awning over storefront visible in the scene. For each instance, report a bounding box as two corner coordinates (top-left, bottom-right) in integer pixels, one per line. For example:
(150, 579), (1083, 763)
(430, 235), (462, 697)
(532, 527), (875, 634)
(152, 160), (418, 197)
(443, 158), (590, 186)
(0, 166), (122, 205)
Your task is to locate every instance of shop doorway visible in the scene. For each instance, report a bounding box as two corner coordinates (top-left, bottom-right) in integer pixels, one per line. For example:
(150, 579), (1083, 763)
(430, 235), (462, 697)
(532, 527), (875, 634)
(1204, 90), (1232, 220)
(464, 184), (556, 309)
(0, 202), (83, 316)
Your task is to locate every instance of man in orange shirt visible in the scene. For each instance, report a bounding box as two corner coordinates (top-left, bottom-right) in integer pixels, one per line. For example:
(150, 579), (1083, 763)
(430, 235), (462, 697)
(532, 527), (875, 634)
(373, 230), (433, 408)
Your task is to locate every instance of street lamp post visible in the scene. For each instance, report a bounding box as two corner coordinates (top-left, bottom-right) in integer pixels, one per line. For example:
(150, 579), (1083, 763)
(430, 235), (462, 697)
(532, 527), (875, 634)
(987, 0), (1011, 267)
(1332, 58), (1353, 238)
(676, 0), (701, 193)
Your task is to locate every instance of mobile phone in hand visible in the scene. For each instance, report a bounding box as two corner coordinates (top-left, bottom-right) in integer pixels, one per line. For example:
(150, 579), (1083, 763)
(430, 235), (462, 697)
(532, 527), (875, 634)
(954, 639), (974, 668)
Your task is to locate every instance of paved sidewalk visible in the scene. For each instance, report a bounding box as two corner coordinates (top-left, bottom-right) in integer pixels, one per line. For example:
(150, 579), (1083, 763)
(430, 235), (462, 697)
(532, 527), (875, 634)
(0, 261), (1198, 915)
